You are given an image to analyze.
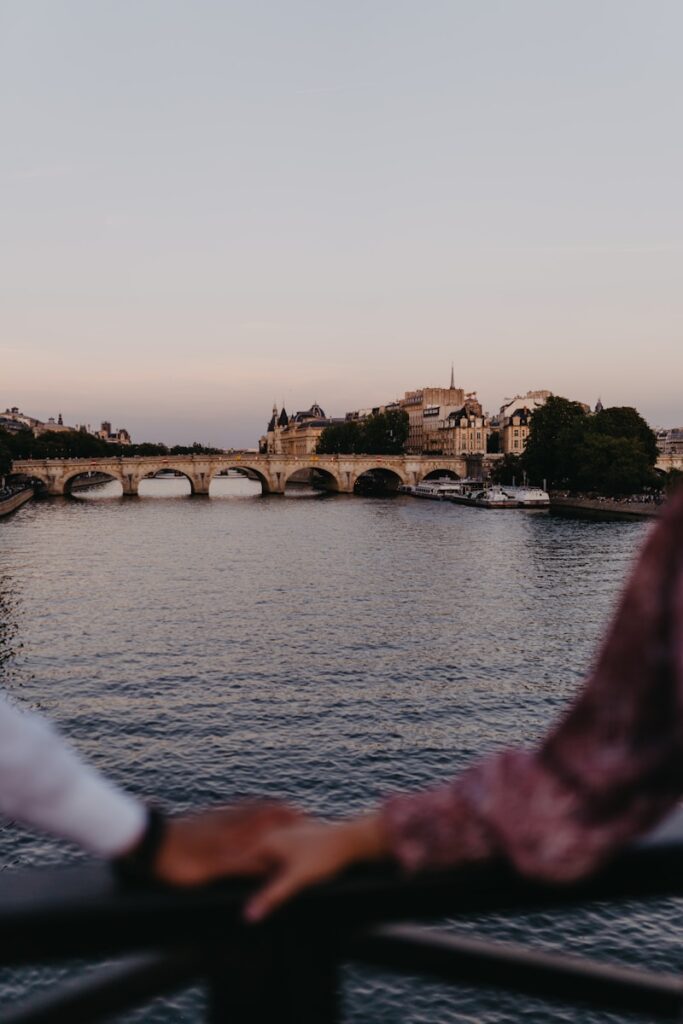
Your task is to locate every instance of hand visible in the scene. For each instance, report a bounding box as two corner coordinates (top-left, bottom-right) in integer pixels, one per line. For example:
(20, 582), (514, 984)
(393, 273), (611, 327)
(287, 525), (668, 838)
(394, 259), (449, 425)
(153, 801), (304, 886)
(244, 812), (390, 922)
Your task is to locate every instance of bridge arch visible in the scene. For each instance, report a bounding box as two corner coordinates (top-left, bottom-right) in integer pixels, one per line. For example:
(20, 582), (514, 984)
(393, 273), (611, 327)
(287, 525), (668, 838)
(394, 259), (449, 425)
(420, 468), (461, 482)
(138, 468), (195, 496)
(210, 465), (271, 495)
(284, 467), (340, 494)
(63, 469), (125, 498)
(352, 466), (405, 495)
(7, 470), (50, 496)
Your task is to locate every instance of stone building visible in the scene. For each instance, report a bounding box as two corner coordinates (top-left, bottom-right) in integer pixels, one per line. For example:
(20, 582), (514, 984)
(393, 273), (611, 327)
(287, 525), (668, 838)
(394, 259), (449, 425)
(95, 421), (132, 445)
(434, 397), (490, 456)
(656, 427), (683, 471)
(1, 407), (74, 436)
(399, 368), (469, 454)
(498, 390), (553, 454)
(260, 402), (340, 455)
(345, 401), (401, 422)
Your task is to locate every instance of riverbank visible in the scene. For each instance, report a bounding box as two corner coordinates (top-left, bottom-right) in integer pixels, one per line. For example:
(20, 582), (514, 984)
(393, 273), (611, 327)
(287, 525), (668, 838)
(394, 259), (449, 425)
(0, 487), (33, 518)
(550, 495), (661, 520)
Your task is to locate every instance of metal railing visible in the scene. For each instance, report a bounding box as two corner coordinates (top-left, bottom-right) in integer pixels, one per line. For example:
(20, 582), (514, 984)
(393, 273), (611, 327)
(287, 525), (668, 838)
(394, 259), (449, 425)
(3, 811), (683, 1022)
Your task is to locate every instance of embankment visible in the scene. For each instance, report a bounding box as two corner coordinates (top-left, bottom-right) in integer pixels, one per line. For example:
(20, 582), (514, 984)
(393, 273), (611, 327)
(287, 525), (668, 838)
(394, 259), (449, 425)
(0, 488), (34, 518)
(550, 495), (660, 520)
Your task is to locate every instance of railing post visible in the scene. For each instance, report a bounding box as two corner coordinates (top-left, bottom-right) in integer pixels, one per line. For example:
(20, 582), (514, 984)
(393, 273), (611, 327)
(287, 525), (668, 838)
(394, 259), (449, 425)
(206, 925), (340, 1024)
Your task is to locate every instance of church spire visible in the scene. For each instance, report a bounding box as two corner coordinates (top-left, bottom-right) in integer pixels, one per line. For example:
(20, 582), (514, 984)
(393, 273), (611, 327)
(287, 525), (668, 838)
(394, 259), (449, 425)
(450, 362), (455, 390)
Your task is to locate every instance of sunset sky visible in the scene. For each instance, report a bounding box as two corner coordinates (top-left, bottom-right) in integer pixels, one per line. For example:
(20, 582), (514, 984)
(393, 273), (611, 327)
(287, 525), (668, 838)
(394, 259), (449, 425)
(1, 0), (681, 446)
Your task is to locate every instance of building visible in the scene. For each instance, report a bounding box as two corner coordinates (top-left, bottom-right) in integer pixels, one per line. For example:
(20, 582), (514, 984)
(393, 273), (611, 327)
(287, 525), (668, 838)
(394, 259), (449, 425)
(1, 407), (72, 436)
(260, 402), (341, 455)
(34, 413), (72, 436)
(345, 401), (401, 422)
(0, 407), (42, 433)
(399, 367), (490, 455)
(399, 366), (467, 454)
(498, 390), (553, 454)
(434, 396), (490, 456)
(95, 421), (132, 445)
(656, 427), (683, 457)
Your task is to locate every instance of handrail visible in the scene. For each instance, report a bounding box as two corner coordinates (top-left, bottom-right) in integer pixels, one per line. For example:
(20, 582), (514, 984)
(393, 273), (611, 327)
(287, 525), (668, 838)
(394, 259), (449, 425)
(2, 809), (683, 1021)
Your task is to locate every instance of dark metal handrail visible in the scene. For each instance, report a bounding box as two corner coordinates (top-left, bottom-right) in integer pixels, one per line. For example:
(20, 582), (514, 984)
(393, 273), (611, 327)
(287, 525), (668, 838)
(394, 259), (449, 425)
(2, 809), (683, 1022)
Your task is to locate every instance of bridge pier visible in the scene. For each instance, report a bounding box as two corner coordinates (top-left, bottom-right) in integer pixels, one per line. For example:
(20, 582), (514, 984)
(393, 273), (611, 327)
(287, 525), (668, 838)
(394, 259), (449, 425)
(192, 472), (211, 496)
(121, 474), (137, 497)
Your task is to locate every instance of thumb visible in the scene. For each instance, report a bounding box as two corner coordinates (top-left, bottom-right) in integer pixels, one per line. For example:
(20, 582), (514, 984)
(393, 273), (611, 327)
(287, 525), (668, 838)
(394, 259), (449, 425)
(244, 867), (303, 923)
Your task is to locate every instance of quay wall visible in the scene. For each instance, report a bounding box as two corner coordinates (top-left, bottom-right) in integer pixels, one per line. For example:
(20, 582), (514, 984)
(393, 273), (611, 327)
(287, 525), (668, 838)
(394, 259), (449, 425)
(550, 495), (660, 520)
(0, 488), (33, 519)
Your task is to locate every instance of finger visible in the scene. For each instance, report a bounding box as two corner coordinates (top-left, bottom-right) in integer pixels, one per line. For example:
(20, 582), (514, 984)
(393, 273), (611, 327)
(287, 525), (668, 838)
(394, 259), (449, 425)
(244, 869), (304, 923)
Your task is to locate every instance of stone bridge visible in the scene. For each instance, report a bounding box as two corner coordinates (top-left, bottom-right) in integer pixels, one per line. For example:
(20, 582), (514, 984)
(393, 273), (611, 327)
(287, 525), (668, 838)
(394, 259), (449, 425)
(11, 453), (487, 497)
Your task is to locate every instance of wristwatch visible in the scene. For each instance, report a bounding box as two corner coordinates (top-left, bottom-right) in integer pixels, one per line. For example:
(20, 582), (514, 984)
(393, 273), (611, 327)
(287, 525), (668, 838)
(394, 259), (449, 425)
(112, 807), (167, 883)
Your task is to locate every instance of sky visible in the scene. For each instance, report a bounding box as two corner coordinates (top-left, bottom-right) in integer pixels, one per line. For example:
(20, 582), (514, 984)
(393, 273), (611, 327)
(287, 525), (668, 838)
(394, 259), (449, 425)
(1, 0), (681, 447)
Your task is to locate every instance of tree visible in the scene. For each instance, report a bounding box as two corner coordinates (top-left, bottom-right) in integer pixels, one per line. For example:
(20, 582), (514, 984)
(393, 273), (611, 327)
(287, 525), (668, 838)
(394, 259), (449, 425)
(574, 433), (656, 496)
(491, 454), (523, 485)
(521, 396), (587, 488)
(359, 409), (409, 455)
(316, 421), (362, 454)
(0, 441), (11, 482)
(316, 410), (408, 455)
(486, 431), (500, 454)
(587, 407), (658, 464)
(665, 469), (683, 493)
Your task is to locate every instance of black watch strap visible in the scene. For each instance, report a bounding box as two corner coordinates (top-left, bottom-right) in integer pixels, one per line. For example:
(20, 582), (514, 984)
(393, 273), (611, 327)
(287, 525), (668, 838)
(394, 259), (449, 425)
(112, 807), (167, 884)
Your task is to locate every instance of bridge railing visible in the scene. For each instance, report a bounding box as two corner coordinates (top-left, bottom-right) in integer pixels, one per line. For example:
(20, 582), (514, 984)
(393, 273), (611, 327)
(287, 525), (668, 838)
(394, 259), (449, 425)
(3, 812), (683, 1022)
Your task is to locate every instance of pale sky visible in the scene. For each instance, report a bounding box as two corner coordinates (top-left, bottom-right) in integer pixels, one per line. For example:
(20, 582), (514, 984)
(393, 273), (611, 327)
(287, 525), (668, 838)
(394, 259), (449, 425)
(1, 0), (681, 446)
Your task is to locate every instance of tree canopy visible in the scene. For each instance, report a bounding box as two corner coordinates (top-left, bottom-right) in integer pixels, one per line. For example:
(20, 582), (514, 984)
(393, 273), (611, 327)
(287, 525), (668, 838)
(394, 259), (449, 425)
(0, 441), (12, 480)
(520, 397), (659, 495)
(521, 396), (587, 488)
(0, 428), (223, 465)
(316, 409), (409, 455)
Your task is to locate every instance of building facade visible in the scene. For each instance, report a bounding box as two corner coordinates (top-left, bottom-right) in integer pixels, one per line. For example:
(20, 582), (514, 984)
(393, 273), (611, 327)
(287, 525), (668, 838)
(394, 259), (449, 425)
(260, 403), (340, 455)
(497, 390), (553, 454)
(95, 421), (132, 445)
(400, 384), (467, 454)
(434, 397), (490, 456)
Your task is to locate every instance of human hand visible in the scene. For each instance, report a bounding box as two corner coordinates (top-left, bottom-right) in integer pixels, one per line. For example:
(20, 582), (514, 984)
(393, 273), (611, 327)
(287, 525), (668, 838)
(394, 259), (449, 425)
(244, 812), (390, 922)
(153, 801), (304, 886)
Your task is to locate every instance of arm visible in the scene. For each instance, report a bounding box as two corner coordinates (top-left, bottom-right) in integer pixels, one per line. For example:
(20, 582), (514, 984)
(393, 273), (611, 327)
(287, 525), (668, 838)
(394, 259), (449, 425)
(384, 486), (683, 882)
(0, 696), (300, 882)
(245, 489), (683, 920)
(0, 696), (145, 856)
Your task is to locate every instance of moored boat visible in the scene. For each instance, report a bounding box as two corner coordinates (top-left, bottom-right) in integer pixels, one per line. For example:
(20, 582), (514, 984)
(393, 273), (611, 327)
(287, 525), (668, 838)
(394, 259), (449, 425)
(503, 486), (550, 508)
(449, 484), (550, 509)
(413, 478), (470, 500)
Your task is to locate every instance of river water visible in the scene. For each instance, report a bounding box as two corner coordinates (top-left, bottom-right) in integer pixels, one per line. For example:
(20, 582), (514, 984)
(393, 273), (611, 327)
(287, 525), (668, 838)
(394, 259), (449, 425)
(0, 479), (677, 1023)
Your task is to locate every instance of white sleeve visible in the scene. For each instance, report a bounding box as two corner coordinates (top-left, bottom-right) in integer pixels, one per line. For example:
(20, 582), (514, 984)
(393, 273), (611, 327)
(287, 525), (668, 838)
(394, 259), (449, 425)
(0, 695), (146, 857)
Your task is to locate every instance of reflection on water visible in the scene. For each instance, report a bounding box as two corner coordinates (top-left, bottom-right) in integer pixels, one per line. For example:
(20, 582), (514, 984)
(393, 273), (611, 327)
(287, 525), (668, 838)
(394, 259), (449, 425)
(0, 492), (673, 1023)
(73, 477), (324, 499)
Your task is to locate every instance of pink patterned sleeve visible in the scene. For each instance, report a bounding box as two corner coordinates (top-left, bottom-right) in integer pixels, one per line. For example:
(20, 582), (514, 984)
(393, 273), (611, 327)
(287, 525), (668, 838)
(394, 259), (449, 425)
(382, 489), (683, 883)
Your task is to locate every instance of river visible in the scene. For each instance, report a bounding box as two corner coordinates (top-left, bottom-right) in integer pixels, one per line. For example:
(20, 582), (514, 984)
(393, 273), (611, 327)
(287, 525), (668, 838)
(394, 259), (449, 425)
(0, 479), (674, 1023)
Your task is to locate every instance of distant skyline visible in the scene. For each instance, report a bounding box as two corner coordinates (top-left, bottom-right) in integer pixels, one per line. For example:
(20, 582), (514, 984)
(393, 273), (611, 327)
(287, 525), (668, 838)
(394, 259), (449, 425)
(2, 1), (681, 446)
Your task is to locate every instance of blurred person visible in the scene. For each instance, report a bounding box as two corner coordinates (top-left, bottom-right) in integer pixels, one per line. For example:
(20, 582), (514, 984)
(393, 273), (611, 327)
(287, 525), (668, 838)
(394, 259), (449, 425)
(238, 489), (683, 921)
(0, 695), (297, 883)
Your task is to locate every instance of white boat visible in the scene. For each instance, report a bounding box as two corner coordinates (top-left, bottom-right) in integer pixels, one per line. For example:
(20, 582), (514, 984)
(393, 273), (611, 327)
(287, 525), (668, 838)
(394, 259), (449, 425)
(413, 478), (469, 500)
(449, 485), (549, 509)
(467, 486), (519, 508)
(503, 486), (550, 508)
